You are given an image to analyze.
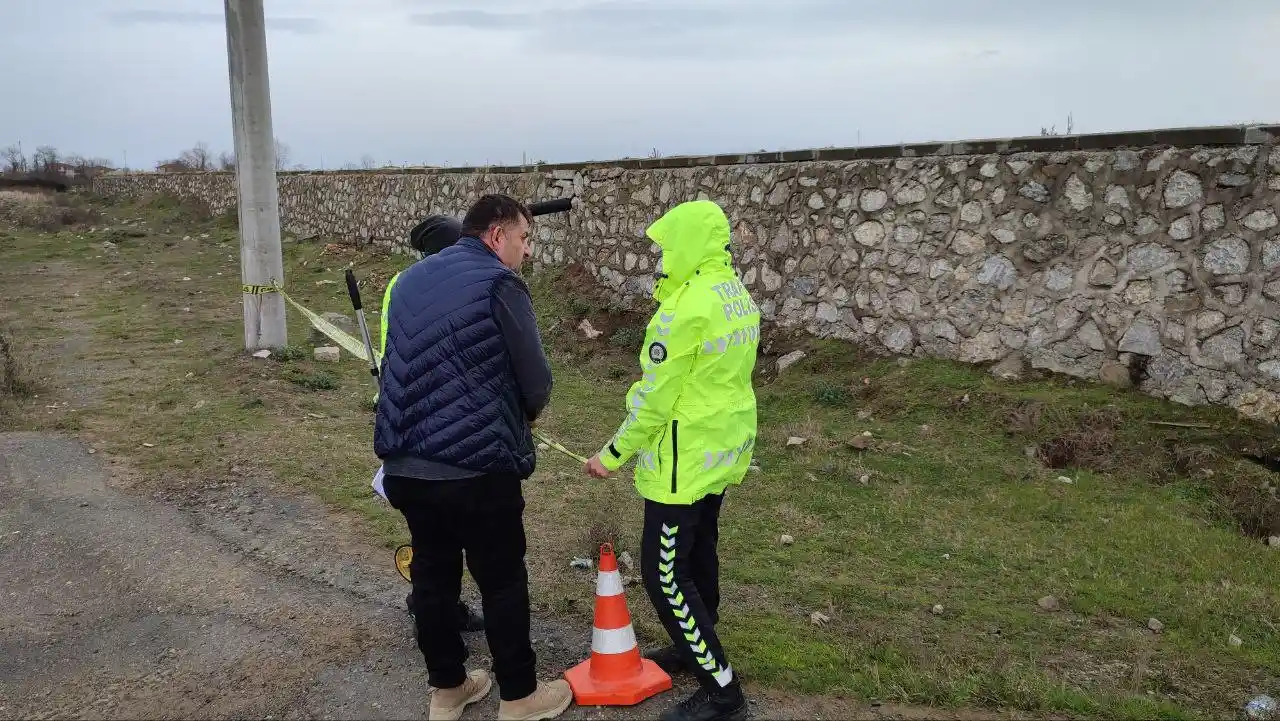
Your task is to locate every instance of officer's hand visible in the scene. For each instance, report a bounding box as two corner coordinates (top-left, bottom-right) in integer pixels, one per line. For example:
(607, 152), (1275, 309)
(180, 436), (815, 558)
(585, 455), (611, 479)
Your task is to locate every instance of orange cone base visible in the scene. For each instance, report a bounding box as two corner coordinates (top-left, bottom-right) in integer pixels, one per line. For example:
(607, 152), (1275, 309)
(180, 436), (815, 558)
(564, 657), (673, 706)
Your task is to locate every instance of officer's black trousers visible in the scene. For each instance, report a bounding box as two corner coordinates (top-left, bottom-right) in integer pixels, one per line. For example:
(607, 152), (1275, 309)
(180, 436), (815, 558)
(640, 492), (736, 691)
(383, 473), (537, 702)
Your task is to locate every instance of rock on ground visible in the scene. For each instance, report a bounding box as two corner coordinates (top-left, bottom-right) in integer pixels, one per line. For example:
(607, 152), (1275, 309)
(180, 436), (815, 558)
(314, 346), (341, 362)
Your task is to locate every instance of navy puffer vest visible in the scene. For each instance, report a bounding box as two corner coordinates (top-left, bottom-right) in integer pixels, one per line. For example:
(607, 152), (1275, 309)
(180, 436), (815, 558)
(374, 237), (535, 478)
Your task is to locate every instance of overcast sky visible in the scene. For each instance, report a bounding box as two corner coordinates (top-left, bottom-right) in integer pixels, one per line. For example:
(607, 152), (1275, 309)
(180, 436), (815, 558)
(2, 0), (1278, 170)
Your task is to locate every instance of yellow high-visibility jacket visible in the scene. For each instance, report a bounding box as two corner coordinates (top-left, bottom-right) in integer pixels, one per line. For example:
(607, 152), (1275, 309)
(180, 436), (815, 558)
(599, 200), (760, 505)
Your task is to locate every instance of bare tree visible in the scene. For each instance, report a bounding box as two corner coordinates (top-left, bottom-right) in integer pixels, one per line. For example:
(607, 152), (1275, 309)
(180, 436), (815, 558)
(218, 151), (236, 170)
(359, 154), (376, 169)
(175, 142), (213, 171)
(1, 145), (27, 175)
(32, 146), (59, 173)
(274, 137), (291, 170)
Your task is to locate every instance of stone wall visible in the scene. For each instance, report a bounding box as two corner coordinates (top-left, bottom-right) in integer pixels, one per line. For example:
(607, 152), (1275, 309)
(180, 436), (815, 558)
(93, 125), (1280, 421)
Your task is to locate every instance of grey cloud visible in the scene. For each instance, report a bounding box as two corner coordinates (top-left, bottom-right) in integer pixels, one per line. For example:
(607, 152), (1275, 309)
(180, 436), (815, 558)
(107, 10), (325, 35)
(408, 9), (529, 29)
(404, 0), (1254, 59)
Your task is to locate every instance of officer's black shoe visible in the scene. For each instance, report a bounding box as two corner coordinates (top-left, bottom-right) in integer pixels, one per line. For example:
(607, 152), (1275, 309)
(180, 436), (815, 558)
(658, 681), (749, 721)
(643, 644), (689, 674)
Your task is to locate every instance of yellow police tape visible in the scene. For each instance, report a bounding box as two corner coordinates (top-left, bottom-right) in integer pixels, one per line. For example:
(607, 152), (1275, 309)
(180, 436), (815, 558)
(243, 281), (379, 364)
(250, 281), (591, 465)
(533, 430), (589, 464)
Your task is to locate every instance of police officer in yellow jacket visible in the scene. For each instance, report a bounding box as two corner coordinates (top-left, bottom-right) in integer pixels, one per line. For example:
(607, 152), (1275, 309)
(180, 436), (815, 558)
(585, 200), (758, 721)
(379, 213), (487, 634)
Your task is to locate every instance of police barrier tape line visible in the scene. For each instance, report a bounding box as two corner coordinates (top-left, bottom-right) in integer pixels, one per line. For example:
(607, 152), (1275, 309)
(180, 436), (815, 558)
(248, 282), (592, 465)
(243, 281), (379, 364)
(533, 430), (590, 464)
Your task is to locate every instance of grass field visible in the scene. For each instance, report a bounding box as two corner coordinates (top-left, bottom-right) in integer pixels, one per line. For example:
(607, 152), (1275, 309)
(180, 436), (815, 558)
(2, 193), (1278, 719)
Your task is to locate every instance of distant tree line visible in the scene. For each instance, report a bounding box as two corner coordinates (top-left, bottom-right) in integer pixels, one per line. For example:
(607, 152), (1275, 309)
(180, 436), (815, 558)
(158, 138), (296, 172)
(1, 144), (117, 186)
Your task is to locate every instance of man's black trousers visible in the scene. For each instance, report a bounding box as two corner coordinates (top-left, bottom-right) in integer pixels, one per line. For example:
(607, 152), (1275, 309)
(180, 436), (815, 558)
(640, 492), (736, 691)
(383, 473), (537, 701)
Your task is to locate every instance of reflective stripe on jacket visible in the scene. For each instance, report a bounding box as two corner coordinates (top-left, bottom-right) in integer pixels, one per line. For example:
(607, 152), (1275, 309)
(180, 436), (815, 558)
(599, 200), (760, 505)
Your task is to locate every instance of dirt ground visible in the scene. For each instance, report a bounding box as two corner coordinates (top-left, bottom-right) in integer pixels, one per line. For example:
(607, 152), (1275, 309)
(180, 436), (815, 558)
(0, 215), (1023, 720)
(0, 431), (995, 721)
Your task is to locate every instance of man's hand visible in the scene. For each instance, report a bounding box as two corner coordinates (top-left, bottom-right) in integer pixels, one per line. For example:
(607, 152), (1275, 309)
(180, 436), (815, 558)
(585, 454), (611, 479)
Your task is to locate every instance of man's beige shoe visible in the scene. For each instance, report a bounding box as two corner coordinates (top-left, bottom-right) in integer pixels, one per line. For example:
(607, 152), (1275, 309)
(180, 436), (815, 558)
(429, 669), (493, 721)
(497, 679), (574, 720)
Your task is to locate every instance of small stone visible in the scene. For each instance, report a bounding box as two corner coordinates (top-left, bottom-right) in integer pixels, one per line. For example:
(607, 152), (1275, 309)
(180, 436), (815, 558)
(786, 436), (807, 447)
(976, 255), (1017, 290)
(1147, 617), (1164, 633)
(1163, 170), (1203, 208)
(951, 230), (985, 255)
(1019, 182), (1049, 203)
(1037, 595), (1061, 612)
(1023, 235), (1067, 264)
(1089, 259), (1118, 286)
(142, 443), (155, 448)
(894, 182), (927, 205)
(860, 189), (888, 212)
(1201, 204), (1225, 231)
(1105, 185), (1130, 208)
(848, 436), (871, 450)
(570, 557), (593, 570)
(1057, 476), (1074, 484)
(854, 221), (886, 247)
(1119, 319), (1162, 356)
(1169, 216), (1194, 241)
(251, 349), (272, 359)
(1063, 174), (1092, 211)
(1203, 236), (1250, 275)
(578, 319), (602, 339)
(807, 193), (825, 210)
(990, 354), (1024, 381)
(859, 474), (870, 485)
(1099, 361), (1133, 389)
(1268, 536), (1280, 548)
(810, 611), (831, 626)
(1244, 209), (1278, 232)
(618, 551), (634, 570)
(313, 346), (340, 362)
(931, 604), (945, 615)
(776, 350), (806, 373)
(1217, 173), (1251, 187)
(780, 534), (795, 546)
(1229, 634), (1243, 648)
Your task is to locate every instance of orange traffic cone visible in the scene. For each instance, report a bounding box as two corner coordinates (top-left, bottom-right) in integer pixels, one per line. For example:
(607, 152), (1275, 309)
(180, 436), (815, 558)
(564, 543), (672, 706)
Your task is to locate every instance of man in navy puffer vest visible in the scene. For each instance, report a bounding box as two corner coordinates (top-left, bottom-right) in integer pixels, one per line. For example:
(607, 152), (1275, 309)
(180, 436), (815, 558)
(376, 194), (573, 720)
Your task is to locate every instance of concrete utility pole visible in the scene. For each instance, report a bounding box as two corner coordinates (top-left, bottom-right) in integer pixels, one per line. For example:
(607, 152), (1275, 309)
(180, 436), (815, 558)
(224, 0), (287, 350)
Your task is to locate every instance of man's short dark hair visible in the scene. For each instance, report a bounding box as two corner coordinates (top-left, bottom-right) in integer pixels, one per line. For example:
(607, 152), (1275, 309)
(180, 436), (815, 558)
(461, 193), (532, 239)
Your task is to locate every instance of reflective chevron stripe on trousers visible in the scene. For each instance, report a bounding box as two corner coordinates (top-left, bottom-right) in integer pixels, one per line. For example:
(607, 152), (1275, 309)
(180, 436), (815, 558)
(640, 492), (734, 690)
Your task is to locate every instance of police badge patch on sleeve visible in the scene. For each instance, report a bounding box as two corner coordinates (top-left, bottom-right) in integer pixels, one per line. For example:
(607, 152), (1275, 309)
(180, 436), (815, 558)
(648, 341), (667, 363)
